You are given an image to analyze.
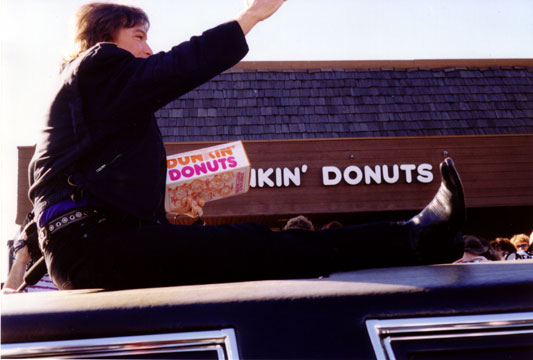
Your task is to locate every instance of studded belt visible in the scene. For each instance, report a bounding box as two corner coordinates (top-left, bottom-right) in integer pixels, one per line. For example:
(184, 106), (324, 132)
(44, 208), (94, 235)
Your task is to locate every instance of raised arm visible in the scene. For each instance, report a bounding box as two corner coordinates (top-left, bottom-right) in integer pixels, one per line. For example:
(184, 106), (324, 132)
(236, 0), (286, 35)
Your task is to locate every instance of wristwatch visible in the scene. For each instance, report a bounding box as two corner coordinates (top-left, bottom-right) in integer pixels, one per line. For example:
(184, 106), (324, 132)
(12, 239), (27, 254)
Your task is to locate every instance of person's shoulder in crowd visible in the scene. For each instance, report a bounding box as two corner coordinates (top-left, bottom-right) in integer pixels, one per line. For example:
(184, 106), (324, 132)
(505, 250), (533, 261)
(24, 274), (58, 293)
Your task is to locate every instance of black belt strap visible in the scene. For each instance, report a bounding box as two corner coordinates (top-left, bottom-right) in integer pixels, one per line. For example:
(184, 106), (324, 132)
(44, 208), (93, 235)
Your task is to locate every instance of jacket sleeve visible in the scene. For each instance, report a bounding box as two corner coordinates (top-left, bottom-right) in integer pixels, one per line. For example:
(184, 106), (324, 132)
(79, 20), (249, 123)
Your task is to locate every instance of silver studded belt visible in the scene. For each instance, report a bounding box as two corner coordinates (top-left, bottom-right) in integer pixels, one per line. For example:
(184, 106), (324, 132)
(45, 208), (94, 235)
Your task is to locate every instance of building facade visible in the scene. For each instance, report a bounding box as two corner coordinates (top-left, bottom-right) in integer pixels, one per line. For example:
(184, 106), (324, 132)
(17, 59), (533, 237)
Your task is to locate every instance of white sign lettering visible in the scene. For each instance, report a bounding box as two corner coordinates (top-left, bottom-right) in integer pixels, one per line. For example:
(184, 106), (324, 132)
(322, 163), (434, 186)
(250, 163), (434, 188)
(250, 165), (308, 188)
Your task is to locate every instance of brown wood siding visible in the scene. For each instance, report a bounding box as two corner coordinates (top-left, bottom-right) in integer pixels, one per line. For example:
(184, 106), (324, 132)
(16, 147), (35, 224)
(16, 135), (533, 225)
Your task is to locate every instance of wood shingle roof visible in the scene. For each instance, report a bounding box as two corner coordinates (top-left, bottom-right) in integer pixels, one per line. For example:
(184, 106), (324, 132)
(155, 60), (533, 141)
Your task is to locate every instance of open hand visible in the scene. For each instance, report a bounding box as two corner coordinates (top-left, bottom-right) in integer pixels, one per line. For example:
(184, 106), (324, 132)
(244, 0), (286, 22)
(237, 0), (286, 35)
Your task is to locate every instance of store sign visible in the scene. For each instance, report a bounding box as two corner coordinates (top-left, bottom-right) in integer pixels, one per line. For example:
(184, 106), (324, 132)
(250, 165), (308, 188)
(250, 163), (434, 188)
(322, 163), (433, 186)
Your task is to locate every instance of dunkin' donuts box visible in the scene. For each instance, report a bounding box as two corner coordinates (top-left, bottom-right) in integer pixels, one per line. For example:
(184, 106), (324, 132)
(165, 141), (250, 214)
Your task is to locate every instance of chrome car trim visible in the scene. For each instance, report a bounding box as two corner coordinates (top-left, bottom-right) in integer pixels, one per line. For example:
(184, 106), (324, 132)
(366, 312), (533, 360)
(1, 328), (240, 359)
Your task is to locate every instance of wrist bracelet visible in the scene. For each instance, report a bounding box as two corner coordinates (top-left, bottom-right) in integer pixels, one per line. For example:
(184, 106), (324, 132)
(12, 239), (27, 254)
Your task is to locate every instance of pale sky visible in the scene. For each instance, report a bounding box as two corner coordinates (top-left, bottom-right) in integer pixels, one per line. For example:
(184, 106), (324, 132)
(1, 0), (532, 278)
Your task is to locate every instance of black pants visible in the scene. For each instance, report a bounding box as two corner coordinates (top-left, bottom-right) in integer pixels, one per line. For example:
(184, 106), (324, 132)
(42, 210), (463, 290)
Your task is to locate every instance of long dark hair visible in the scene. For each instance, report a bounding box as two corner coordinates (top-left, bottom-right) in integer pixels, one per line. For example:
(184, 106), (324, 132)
(68, 2), (149, 61)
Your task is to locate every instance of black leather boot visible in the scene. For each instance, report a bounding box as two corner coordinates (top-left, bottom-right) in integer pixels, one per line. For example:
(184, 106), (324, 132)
(408, 157), (466, 263)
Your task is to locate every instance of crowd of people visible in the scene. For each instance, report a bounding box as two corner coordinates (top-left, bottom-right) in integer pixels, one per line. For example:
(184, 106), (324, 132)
(283, 215), (533, 264)
(282, 215), (342, 231)
(453, 231), (533, 263)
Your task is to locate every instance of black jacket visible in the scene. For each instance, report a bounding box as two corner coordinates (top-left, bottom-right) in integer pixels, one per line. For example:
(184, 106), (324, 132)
(29, 21), (248, 223)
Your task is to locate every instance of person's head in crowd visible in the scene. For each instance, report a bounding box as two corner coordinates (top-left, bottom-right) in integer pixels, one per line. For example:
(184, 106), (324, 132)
(455, 235), (498, 263)
(321, 221), (343, 230)
(283, 215), (314, 231)
(490, 237), (517, 260)
(510, 233), (530, 252)
(464, 235), (496, 259)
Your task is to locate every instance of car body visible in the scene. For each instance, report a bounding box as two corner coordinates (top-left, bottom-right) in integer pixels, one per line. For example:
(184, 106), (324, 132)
(2, 260), (533, 359)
